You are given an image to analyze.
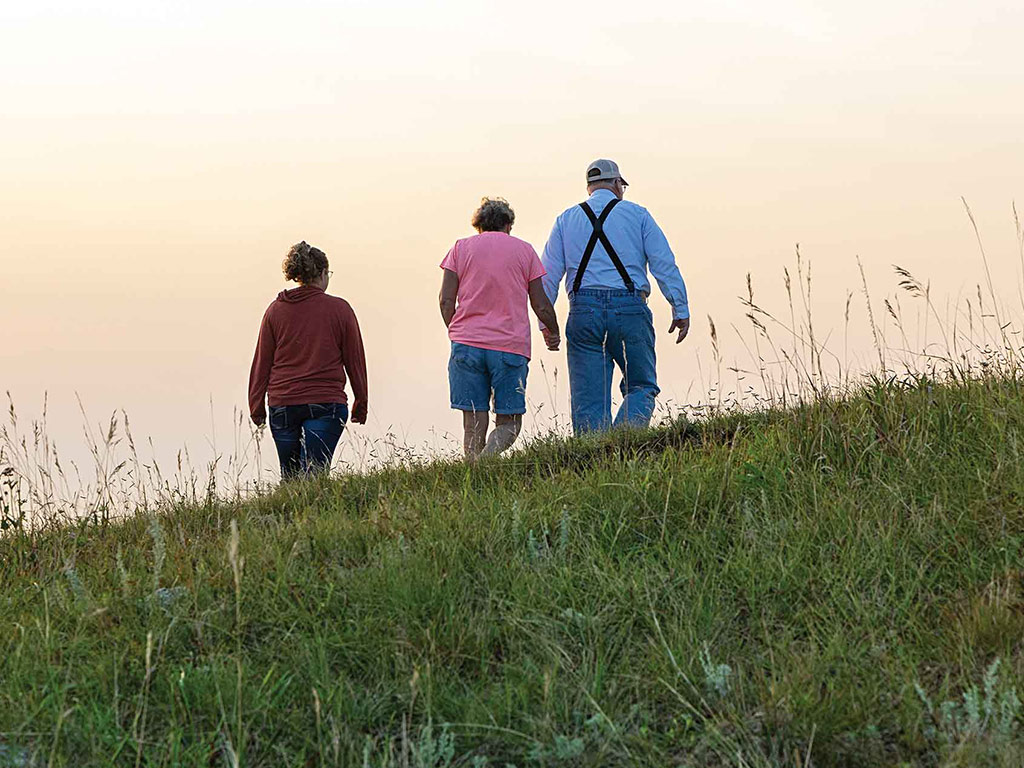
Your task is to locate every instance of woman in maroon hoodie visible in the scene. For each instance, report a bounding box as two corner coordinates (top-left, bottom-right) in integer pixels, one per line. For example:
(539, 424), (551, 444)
(248, 242), (368, 479)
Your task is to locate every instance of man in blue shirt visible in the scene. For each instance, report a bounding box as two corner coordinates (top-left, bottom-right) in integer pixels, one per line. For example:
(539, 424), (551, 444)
(541, 159), (690, 433)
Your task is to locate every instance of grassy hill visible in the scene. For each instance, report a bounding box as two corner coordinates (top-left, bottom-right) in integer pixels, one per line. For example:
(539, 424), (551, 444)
(2, 374), (1024, 767)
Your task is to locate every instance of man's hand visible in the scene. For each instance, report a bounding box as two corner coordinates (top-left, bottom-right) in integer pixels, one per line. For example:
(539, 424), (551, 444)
(351, 402), (368, 425)
(542, 327), (561, 351)
(668, 317), (690, 344)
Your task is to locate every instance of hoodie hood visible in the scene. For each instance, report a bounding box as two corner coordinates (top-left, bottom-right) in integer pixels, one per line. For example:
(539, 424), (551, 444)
(277, 285), (325, 304)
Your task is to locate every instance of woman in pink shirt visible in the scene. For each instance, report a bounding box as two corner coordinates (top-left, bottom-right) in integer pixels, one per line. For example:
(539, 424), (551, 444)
(439, 198), (561, 458)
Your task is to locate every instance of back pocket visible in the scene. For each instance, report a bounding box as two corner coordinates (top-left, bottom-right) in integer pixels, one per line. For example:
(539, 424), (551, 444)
(452, 345), (485, 372)
(269, 406), (289, 430)
(500, 351), (528, 369)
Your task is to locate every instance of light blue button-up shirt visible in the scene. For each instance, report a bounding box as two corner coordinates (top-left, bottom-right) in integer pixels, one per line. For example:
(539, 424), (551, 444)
(541, 189), (689, 320)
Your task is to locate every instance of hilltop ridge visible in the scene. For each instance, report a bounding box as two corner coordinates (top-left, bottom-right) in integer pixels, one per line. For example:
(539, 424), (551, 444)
(2, 374), (1023, 766)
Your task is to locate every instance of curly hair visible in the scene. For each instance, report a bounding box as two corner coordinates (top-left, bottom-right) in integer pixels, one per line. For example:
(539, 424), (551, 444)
(282, 241), (329, 284)
(471, 197), (515, 233)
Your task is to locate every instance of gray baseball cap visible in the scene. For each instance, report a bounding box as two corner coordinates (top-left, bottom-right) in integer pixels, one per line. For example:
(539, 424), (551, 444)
(586, 158), (627, 185)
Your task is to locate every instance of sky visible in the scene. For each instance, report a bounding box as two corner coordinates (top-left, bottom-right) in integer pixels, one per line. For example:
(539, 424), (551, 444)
(2, 0), (1023, 483)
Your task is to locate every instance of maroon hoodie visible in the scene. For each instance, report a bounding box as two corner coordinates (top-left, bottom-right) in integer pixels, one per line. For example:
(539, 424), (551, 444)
(248, 286), (368, 425)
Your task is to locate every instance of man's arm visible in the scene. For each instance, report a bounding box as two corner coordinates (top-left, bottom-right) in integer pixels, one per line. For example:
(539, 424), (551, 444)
(528, 278), (560, 351)
(439, 269), (459, 327)
(642, 211), (690, 343)
(247, 309), (275, 425)
(539, 217), (566, 313)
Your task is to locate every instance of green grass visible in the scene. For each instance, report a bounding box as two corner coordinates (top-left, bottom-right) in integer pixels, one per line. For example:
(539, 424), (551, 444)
(3, 374), (1024, 766)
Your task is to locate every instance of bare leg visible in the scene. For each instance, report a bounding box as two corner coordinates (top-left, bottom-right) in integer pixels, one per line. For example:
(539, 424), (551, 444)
(463, 410), (489, 460)
(482, 413), (522, 456)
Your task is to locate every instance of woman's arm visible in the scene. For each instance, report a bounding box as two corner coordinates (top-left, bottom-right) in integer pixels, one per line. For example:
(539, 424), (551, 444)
(247, 309), (276, 425)
(528, 278), (560, 350)
(339, 303), (369, 424)
(439, 269), (459, 327)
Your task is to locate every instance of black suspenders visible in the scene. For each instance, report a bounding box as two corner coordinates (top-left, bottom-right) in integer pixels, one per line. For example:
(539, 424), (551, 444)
(572, 198), (635, 294)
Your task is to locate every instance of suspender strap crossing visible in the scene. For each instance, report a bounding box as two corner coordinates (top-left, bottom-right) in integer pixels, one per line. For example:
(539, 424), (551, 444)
(572, 198), (635, 294)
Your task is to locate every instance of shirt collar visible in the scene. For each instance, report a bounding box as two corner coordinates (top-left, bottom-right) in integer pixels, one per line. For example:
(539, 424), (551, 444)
(588, 188), (618, 202)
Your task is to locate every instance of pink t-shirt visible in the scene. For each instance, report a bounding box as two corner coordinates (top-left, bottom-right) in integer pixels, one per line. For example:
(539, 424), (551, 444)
(440, 232), (547, 360)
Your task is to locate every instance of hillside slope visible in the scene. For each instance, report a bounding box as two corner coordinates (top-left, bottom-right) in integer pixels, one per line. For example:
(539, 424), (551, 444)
(2, 376), (1024, 767)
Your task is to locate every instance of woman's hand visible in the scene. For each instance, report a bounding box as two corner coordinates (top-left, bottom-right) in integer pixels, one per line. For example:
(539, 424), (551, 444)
(351, 401), (368, 424)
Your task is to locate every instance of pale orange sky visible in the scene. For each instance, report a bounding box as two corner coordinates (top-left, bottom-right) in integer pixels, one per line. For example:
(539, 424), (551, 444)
(2, 1), (1023, 478)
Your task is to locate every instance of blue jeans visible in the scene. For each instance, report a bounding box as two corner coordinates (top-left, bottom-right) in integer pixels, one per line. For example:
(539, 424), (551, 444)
(566, 289), (660, 434)
(448, 342), (529, 415)
(268, 402), (348, 479)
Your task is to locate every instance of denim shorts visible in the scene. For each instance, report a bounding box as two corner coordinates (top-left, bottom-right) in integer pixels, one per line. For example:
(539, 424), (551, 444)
(448, 342), (529, 415)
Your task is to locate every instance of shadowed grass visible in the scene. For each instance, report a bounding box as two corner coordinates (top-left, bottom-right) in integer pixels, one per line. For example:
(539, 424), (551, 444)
(2, 372), (1024, 766)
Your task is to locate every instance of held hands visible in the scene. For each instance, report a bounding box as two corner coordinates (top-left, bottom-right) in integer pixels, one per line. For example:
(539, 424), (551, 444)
(668, 317), (690, 344)
(541, 327), (561, 351)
